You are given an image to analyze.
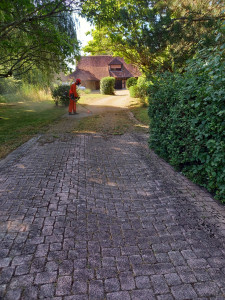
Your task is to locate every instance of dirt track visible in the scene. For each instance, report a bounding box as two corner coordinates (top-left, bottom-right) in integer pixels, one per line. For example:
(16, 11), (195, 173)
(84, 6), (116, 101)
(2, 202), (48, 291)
(47, 90), (136, 134)
(74, 89), (131, 117)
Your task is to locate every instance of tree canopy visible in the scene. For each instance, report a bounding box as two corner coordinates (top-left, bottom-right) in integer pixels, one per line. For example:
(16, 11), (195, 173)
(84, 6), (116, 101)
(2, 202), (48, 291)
(0, 0), (84, 78)
(82, 0), (225, 73)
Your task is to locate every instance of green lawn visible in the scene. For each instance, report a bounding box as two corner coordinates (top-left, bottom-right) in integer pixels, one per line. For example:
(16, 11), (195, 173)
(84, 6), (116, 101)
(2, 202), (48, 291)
(0, 92), (150, 159)
(0, 100), (66, 159)
(130, 105), (149, 126)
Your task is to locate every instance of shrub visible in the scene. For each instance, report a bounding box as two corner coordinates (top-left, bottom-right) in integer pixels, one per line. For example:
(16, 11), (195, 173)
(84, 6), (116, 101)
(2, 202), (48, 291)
(129, 85), (139, 98)
(136, 76), (150, 106)
(126, 77), (137, 88)
(100, 77), (115, 95)
(51, 84), (70, 106)
(148, 45), (225, 202)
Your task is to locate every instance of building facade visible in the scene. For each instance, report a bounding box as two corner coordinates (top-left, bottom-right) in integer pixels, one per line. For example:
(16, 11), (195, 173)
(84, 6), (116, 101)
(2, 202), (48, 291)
(68, 56), (141, 90)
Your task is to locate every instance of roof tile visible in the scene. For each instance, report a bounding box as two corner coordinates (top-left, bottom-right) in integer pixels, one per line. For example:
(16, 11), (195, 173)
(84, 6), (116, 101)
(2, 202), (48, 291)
(69, 56), (141, 81)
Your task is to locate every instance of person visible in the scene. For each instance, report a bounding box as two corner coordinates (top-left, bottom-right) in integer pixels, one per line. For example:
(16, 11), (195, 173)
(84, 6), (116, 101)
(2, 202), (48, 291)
(68, 78), (81, 115)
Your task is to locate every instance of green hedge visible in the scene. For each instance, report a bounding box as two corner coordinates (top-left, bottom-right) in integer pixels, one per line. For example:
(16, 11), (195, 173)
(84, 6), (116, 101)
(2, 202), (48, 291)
(148, 46), (225, 202)
(126, 77), (137, 88)
(51, 84), (70, 106)
(100, 77), (115, 95)
(129, 85), (139, 98)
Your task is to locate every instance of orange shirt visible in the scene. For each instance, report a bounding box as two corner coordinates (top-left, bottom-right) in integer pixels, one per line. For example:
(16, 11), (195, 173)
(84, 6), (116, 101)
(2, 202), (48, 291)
(69, 83), (78, 98)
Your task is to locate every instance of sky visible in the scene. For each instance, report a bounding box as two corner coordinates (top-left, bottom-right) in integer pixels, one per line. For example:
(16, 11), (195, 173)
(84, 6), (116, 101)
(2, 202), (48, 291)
(68, 16), (94, 70)
(76, 16), (94, 51)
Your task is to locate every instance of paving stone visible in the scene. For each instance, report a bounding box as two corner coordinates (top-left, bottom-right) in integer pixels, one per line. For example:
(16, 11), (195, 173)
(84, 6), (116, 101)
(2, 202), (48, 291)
(164, 273), (182, 286)
(89, 279), (104, 299)
(0, 258), (12, 268)
(39, 283), (55, 298)
(176, 266), (197, 283)
(120, 272), (136, 290)
(9, 274), (34, 289)
(64, 296), (88, 300)
(56, 276), (72, 296)
(131, 289), (155, 299)
(5, 288), (22, 300)
(157, 295), (174, 300)
(104, 277), (121, 292)
(171, 284), (198, 299)
(0, 284), (6, 298)
(194, 282), (221, 297)
(151, 274), (170, 294)
(168, 251), (186, 266)
(107, 291), (131, 300)
(72, 280), (88, 294)
(135, 275), (151, 289)
(0, 267), (15, 284)
(35, 271), (57, 284)
(155, 253), (170, 263)
(0, 130), (225, 299)
(21, 286), (38, 300)
(187, 258), (209, 269)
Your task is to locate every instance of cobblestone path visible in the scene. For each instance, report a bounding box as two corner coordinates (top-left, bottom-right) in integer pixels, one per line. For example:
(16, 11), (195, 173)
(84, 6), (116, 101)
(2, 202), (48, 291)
(0, 131), (225, 299)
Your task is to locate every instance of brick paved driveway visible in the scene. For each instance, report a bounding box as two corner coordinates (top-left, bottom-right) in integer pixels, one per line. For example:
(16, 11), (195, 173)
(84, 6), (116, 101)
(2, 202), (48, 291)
(0, 131), (225, 299)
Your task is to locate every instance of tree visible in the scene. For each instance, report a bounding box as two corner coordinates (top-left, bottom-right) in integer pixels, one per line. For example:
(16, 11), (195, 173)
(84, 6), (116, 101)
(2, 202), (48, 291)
(82, 0), (225, 73)
(0, 0), (84, 78)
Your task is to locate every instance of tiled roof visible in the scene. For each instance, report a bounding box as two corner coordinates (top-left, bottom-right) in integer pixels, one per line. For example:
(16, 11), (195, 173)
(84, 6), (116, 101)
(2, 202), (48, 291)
(108, 57), (123, 65)
(68, 69), (98, 81)
(69, 56), (141, 81)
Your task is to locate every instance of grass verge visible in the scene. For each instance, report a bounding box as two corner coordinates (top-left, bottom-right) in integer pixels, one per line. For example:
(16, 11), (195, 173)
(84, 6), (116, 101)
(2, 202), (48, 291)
(130, 100), (149, 126)
(0, 101), (66, 159)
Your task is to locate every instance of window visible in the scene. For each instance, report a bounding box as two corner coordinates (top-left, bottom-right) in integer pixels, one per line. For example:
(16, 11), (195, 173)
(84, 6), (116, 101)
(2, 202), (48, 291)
(110, 64), (122, 71)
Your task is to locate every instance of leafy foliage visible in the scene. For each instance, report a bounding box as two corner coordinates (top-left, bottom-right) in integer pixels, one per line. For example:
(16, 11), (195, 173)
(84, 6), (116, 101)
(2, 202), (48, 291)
(51, 85), (70, 106)
(148, 43), (225, 202)
(126, 77), (137, 88)
(100, 77), (115, 95)
(129, 85), (139, 98)
(82, 0), (225, 73)
(0, 0), (83, 78)
(128, 76), (150, 106)
(136, 76), (150, 106)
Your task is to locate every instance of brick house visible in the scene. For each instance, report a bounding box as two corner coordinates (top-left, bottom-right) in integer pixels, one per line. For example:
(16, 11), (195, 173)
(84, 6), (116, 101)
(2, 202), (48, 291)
(68, 56), (141, 90)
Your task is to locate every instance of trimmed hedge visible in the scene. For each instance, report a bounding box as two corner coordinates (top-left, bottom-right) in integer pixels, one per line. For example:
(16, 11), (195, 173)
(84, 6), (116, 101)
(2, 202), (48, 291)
(100, 77), (115, 95)
(129, 85), (139, 98)
(126, 77), (137, 88)
(148, 46), (225, 202)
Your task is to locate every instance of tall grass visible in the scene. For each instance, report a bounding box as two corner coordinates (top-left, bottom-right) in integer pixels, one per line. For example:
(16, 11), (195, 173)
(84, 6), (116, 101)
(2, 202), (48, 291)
(0, 79), (52, 103)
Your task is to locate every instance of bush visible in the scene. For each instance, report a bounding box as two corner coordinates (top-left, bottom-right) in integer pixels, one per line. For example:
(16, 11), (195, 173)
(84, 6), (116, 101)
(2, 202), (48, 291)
(100, 77), (115, 95)
(51, 84), (70, 106)
(129, 85), (139, 98)
(126, 77), (137, 88)
(136, 76), (150, 106)
(148, 45), (225, 202)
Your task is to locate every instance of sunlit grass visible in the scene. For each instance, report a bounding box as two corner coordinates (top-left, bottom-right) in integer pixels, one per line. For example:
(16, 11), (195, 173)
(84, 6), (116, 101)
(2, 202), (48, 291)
(0, 100), (66, 159)
(130, 100), (149, 126)
(79, 91), (113, 104)
(1, 88), (52, 104)
(72, 111), (146, 135)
